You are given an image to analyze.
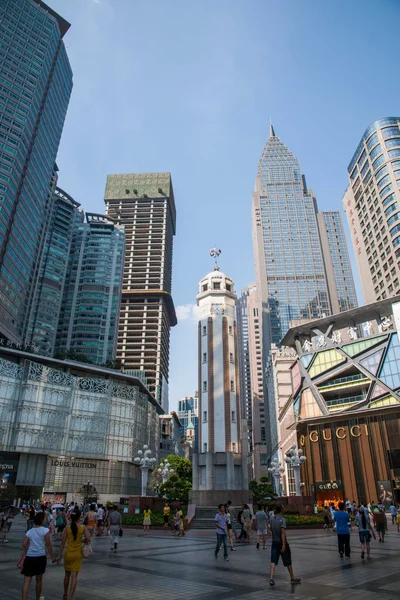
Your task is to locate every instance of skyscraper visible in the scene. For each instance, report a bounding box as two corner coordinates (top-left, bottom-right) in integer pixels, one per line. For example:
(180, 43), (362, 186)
(27, 185), (81, 356)
(55, 213), (125, 365)
(317, 212), (358, 312)
(343, 117), (400, 304)
(252, 125), (332, 347)
(237, 284), (267, 479)
(104, 173), (177, 410)
(178, 393), (199, 446)
(0, 0), (73, 343)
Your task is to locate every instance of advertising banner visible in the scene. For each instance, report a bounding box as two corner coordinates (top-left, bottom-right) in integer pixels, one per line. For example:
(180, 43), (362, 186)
(377, 480), (393, 508)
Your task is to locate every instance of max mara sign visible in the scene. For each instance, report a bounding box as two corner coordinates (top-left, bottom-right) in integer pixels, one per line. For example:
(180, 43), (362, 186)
(300, 424), (369, 445)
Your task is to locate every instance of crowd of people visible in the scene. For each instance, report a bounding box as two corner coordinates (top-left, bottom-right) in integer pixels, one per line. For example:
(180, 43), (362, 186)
(214, 502), (301, 586)
(1, 501), (124, 600)
(320, 498), (400, 559)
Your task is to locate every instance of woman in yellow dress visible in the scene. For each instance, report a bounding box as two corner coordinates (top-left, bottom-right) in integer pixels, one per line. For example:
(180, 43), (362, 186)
(143, 506), (152, 535)
(57, 510), (91, 600)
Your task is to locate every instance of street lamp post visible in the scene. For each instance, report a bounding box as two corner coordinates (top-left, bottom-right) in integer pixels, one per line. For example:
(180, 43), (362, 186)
(157, 459), (174, 484)
(268, 460), (285, 496)
(284, 444), (307, 496)
(134, 445), (157, 497)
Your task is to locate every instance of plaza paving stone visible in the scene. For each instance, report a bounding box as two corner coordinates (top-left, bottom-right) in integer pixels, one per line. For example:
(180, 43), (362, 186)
(1, 516), (399, 599)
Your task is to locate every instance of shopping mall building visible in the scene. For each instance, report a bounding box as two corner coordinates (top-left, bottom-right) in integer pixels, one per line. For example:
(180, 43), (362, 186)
(280, 296), (400, 507)
(0, 347), (162, 505)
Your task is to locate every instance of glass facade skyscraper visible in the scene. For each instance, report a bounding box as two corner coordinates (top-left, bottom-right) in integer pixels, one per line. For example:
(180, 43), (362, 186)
(55, 214), (125, 365)
(27, 185), (81, 356)
(343, 117), (400, 304)
(253, 125), (332, 345)
(318, 212), (358, 313)
(0, 0), (73, 344)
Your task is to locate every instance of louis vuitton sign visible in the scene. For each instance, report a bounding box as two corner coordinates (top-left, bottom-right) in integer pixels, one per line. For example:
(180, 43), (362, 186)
(300, 424), (369, 445)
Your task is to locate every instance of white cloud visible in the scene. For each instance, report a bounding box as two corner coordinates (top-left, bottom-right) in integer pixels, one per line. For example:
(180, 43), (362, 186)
(92, 0), (100, 4)
(175, 304), (199, 323)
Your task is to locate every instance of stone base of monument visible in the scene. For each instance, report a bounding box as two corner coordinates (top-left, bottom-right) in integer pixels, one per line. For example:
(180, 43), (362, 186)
(189, 489), (251, 507)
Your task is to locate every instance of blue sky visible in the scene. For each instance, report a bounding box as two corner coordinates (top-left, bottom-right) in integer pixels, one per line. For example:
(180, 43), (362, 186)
(50, 0), (400, 410)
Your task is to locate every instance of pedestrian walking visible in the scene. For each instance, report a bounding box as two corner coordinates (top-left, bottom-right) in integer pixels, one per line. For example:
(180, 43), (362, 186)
(2, 507), (14, 543)
(96, 504), (104, 536)
(334, 501), (351, 558)
(163, 502), (170, 529)
(268, 504), (300, 586)
(57, 510), (91, 600)
(243, 504), (252, 544)
(26, 505), (35, 531)
(255, 504), (268, 550)
(389, 502), (397, 525)
(237, 505), (246, 541)
(171, 508), (181, 536)
(108, 505), (122, 551)
(214, 504), (229, 561)
(20, 511), (57, 600)
(227, 501), (238, 540)
(224, 505), (236, 551)
(84, 504), (97, 539)
(396, 505), (400, 532)
(345, 498), (352, 514)
(143, 506), (152, 535)
(323, 505), (330, 531)
(355, 506), (375, 560)
(373, 507), (386, 542)
(55, 509), (67, 541)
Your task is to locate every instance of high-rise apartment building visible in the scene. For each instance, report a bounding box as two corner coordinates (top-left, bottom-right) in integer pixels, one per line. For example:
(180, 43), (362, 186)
(252, 125), (333, 347)
(104, 173), (177, 410)
(343, 117), (400, 304)
(237, 284), (267, 479)
(317, 212), (358, 313)
(55, 214), (125, 365)
(27, 185), (80, 356)
(0, 0), (72, 343)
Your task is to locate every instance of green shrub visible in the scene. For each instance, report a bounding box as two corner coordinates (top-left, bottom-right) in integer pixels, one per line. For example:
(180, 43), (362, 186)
(284, 514), (324, 526)
(122, 509), (186, 527)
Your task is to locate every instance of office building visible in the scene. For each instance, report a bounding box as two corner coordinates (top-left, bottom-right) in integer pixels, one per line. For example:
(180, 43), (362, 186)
(191, 264), (248, 505)
(27, 186), (80, 356)
(159, 412), (184, 459)
(237, 284), (267, 479)
(0, 0), (72, 344)
(0, 346), (161, 503)
(343, 117), (400, 304)
(280, 297), (400, 505)
(252, 124), (332, 347)
(104, 173), (177, 411)
(317, 212), (358, 313)
(55, 213), (125, 365)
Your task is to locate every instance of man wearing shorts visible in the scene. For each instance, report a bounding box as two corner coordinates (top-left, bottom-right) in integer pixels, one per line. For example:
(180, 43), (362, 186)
(269, 504), (301, 586)
(163, 502), (170, 529)
(255, 504), (268, 550)
(2, 508), (13, 543)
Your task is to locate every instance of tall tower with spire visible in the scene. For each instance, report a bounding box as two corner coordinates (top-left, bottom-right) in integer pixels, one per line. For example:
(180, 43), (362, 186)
(190, 253), (249, 505)
(253, 124), (333, 346)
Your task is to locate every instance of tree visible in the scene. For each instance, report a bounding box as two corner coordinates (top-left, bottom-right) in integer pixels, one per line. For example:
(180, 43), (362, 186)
(54, 348), (93, 364)
(77, 482), (98, 505)
(249, 477), (276, 504)
(0, 482), (18, 508)
(164, 454), (192, 483)
(160, 474), (192, 504)
(158, 455), (192, 503)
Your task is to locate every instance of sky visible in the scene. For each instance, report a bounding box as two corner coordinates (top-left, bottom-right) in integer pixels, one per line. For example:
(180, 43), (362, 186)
(49, 0), (400, 411)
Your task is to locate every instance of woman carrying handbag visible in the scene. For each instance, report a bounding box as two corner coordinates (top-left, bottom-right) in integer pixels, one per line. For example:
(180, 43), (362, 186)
(19, 512), (57, 600)
(57, 510), (91, 600)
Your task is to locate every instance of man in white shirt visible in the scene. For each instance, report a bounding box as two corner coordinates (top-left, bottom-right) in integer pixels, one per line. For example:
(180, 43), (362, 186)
(96, 505), (104, 536)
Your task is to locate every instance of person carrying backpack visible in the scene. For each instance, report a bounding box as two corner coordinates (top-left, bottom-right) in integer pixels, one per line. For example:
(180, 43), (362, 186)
(55, 510), (67, 541)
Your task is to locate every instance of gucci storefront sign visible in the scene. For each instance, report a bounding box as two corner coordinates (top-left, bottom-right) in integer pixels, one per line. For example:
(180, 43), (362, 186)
(315, 480), (342, 491)
(51, 460), (97, 469)
(300, 424), (369, 445)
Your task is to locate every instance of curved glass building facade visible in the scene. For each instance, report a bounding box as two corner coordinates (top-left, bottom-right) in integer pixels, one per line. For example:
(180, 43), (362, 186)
(343, 117), (400, 304)
(0, 0), (73, 343)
